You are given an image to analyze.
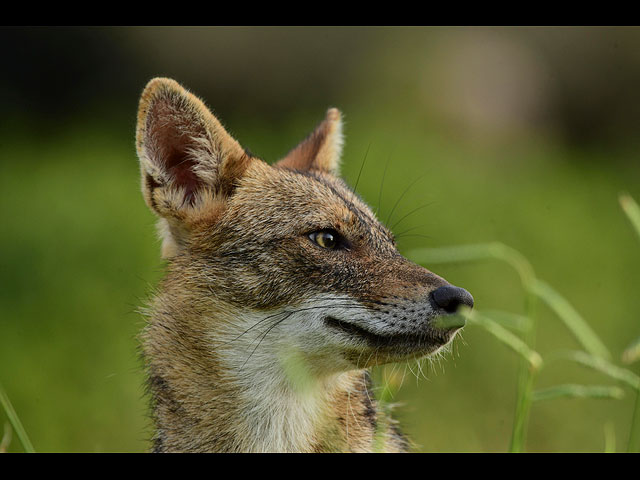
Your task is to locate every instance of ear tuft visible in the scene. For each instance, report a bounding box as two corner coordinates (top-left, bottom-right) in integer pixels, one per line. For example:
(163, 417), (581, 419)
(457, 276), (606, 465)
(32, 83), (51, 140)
(276, 108), (344, 176)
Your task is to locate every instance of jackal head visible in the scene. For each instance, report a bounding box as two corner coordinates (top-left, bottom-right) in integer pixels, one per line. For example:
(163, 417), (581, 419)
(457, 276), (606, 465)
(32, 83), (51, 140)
(136, 78), (473, 375)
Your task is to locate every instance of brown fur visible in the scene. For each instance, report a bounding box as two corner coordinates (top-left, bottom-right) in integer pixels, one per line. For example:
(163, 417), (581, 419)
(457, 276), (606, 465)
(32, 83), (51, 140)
(135, 78), (467, 452)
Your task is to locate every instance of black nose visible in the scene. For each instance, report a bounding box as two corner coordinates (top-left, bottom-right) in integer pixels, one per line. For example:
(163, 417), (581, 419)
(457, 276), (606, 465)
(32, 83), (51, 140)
(430, 285), (474, 313)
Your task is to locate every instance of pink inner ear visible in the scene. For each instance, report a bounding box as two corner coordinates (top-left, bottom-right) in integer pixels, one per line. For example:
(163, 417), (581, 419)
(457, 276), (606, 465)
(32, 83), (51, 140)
(164, 136), (200, 206)
(149, 101), (204, 206)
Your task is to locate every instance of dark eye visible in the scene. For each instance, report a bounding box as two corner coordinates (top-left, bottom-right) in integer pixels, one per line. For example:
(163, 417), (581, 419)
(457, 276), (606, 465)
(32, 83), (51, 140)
(309, 230), (340, 249)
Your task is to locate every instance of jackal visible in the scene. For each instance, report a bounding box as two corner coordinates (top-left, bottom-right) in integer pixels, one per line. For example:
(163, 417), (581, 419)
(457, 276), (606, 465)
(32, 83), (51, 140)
(135, 78), (473, 453)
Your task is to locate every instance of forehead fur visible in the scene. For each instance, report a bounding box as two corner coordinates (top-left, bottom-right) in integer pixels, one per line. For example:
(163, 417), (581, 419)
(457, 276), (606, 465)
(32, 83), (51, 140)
(220, 160), (394, 247)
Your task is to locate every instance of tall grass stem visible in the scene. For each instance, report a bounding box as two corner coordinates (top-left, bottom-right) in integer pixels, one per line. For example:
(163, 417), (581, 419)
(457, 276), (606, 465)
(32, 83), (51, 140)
(532, 279), (611, 360)
(0, 382), (35, 453)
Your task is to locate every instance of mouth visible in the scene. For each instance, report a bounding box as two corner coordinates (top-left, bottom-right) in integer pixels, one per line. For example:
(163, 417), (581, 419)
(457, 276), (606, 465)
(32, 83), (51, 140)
(324, 314), (462, 351)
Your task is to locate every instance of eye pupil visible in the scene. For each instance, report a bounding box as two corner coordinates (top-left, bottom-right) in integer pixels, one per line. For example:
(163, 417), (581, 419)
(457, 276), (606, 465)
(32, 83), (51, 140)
(311, 230), (338, 249)
(319, 232), (335, 248)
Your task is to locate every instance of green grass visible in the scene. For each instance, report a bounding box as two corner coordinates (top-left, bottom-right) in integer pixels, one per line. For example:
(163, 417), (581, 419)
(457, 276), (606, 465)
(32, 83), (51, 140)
(0, 381), (34, 452)
(409, 239), (640, 452)
(396, 192), (640, 453)
(1, 109), (640, 452)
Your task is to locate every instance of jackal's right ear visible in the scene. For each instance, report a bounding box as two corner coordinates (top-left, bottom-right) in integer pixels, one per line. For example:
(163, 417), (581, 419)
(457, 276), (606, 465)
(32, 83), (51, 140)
(136, 78), (252, 220)
(276, 108), (344, 176)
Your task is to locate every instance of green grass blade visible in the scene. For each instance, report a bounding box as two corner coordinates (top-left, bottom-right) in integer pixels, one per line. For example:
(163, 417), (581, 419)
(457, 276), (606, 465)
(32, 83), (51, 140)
(432, 314), (466, 330)
(532, 384), (625, 402)
(619, 193), (640, 242)
(409, 242), (541, 453)
(629, 391), (640, 452)
(619, 193), (640, 452)
(510, 369), (537, 453)
(459, 307), (542, 453)
(408, 242), (536, 288)
(531, 279), (611, 361)
(478, 310), (533, 334)
(462, 308), (543, 371)
(0, 422), (12, 453)
(560, 351), (640, 391)
(604, 422), (616, 453)
(372, 365), (405, 453)
(0, 382), (35, 453)
(622, 336), (640, 365)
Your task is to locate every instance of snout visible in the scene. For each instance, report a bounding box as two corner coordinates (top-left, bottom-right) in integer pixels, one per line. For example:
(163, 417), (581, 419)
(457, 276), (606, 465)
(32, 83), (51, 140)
(429, 285), (474, 314)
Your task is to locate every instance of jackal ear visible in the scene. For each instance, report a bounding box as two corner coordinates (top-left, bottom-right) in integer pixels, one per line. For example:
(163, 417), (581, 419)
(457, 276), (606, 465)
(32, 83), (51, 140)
(276, 108), (343, 176)
(136, 77), (252, 218)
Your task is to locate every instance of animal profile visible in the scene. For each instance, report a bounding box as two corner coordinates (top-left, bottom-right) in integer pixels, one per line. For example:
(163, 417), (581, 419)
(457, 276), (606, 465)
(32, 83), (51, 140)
(135, 77), (473, 452)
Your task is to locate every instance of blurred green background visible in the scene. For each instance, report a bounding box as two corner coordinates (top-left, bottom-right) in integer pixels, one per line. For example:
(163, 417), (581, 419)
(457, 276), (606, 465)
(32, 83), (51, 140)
(2, 26), (640, 452)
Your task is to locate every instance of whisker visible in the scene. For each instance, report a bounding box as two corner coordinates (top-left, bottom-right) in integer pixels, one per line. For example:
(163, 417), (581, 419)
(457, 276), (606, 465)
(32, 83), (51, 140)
(395, 233), (434, 240)
(375, 144), (395, 217)
(220, 298), (361, 346)
(390, 202), (435, 232)
(240, 311), (295, 369)
(399, 362), (409, 390)
(385, 173), (429, 227)
(406, 360), (419, 384)
(351, 142), (371, 196)
(231, 301), (399, 360)
(238, 300), (360, 367)
(416, 358), (427, 381)
(394, 224), (431, 237)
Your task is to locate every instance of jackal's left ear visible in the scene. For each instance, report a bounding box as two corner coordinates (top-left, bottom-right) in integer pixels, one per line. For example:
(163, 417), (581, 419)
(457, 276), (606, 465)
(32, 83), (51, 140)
(276, 108), (343, 176)
(136, 78), (252, 217)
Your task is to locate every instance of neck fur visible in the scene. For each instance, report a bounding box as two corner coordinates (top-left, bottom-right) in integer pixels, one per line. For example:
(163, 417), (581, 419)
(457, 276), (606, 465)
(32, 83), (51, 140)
(143, 297), (404, 452)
